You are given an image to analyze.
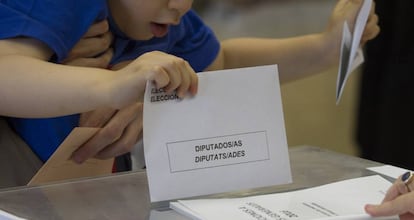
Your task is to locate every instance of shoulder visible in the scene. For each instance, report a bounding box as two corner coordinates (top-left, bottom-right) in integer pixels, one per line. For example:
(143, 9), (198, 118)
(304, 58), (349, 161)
(169, 10), (220, 71)
(0, 0), (108, 62)
(180, 10), (210, 33)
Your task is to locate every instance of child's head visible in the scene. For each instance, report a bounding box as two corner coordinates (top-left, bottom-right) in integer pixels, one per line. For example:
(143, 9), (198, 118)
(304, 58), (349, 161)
(108, 0), (193, 40)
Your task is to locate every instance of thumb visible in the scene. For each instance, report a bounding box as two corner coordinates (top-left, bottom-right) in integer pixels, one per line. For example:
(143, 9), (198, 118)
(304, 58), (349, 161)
(335, 0), (364, 25)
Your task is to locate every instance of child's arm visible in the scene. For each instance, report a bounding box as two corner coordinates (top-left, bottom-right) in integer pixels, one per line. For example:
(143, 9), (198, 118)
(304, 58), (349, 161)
(0, 38), (198, 118)
(207, 0), (380, 83)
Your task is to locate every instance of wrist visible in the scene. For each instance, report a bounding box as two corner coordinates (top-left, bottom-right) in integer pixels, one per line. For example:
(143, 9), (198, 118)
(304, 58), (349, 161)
(96, 71), (119, 109)
(320, 27), (342, 66)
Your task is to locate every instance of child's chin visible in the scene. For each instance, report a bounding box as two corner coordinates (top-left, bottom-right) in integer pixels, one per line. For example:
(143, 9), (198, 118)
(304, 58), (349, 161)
(130, 33), (154, 41)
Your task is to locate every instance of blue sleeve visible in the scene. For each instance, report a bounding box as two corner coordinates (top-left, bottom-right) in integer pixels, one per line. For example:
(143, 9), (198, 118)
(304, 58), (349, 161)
(0, 0), (107, 62)
(171, 10), (220, 72)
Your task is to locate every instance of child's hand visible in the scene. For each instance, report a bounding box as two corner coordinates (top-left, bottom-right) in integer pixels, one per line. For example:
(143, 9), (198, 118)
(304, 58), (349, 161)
(136, 51), (198, 97)
(112, 51), (198, 108)
(71, 51), (197, 163)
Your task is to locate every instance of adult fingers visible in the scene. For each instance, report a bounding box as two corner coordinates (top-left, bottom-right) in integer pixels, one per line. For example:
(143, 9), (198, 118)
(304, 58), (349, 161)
(361, 13), (380, 45)
(72, 103), (140, 163)
(95, 103), (143, 159)
(84, 20), (109, 38)
(95, 114), (142, 159)
(63, 48), (113, 68)
(383, 180), (410, 203)
(334, 0), (363, 23)
(64, 31), (113, 62)
(79, 107), (117, 127)
(366, 193), (414, 217)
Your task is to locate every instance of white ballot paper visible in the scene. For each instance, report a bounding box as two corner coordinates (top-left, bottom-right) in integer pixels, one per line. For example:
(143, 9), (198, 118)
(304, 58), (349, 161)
(368, 165), (413, 179)
(0, 209), (26, 220)
(336, 0), (372, 104)
(143, 65), (291, 202)
(171, 175), (397, 220)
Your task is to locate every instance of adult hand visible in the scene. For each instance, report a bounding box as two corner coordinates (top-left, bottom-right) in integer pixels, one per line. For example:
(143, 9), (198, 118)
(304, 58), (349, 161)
(360, 0), (380, 45)
(72, 103), (143, 163)
(365, 173), (414, 219)
(325, 0), (380, 51)
(62, 19), (113, 68)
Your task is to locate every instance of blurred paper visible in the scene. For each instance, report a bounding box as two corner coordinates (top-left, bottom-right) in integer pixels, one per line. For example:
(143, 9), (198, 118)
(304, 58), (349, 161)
(368, 165), (413, 179)
(336, 0), (372, 104)
(171, 175), (396, 220)
(143, 65), (291, 202)
(28, 127), (114, 186)
(0, 209), (26, 220)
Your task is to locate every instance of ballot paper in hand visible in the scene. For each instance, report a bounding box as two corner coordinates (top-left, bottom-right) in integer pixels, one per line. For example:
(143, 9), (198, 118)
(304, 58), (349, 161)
(28, 127), (114, 186)
(143, 65), (291, 202)
(336, 0), (372, 104)
(171, 175), (397, 220)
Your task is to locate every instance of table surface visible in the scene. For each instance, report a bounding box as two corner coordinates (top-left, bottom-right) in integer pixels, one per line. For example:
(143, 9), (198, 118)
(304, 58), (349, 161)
(0, 146), (387, 220)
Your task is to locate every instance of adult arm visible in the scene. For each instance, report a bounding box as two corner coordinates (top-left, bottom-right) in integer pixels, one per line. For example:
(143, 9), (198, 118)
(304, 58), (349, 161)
(207, 0), (380, 83)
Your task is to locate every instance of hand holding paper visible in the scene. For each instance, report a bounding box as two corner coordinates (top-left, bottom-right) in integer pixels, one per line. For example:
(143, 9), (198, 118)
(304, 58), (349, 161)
(336, 0), (372, 104)
(28, 127), (114, 186)
(171, 175), (397, 220)
(143, 65), (292, 202)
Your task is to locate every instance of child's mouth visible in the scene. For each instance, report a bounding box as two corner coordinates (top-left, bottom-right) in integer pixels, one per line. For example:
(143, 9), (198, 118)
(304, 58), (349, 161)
(150, 22), (169, 38)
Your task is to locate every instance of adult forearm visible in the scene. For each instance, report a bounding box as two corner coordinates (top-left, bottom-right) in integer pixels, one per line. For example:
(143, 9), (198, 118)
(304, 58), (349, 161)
(220, 33), (338, 83)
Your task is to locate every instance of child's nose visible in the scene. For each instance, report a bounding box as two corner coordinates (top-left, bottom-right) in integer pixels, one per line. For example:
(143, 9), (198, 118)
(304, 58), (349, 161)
(168, 0), (193, 15)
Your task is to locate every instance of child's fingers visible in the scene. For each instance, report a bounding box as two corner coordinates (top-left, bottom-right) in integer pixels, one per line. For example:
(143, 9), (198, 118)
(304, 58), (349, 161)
(163, 60), (182, 94)
(176, 70), (190, 98)
(133, 51), (197, 97)
(176, 60), (195, 98)
(189, 72), (198, 96)
(148, 66), (170, 89)
(185, 61), (198, 96)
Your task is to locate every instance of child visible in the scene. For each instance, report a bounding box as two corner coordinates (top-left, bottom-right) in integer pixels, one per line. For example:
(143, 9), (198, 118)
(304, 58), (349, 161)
(0, 0), (198, 164)
(0, 0), (379, 166)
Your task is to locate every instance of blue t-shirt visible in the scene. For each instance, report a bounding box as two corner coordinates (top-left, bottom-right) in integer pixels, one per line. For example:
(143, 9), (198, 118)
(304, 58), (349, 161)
(0, 0), (107, 62)
(1, 1), (220, 162)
